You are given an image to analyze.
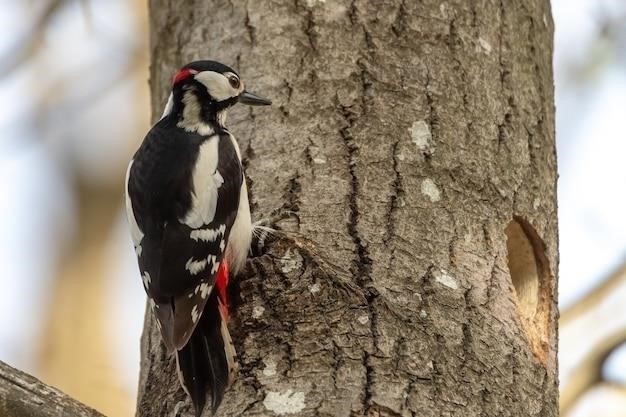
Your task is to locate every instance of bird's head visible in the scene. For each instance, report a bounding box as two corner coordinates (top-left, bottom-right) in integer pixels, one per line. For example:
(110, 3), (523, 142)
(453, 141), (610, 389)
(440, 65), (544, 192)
(163, 60), (271, 130)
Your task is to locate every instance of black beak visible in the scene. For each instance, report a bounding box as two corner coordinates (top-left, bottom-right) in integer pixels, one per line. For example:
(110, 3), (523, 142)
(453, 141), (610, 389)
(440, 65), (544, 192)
(238, 91), (272, 106)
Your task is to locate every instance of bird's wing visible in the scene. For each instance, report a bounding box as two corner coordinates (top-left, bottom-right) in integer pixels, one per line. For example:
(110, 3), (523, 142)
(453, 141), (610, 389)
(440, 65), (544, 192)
(126, 129), (242, 353)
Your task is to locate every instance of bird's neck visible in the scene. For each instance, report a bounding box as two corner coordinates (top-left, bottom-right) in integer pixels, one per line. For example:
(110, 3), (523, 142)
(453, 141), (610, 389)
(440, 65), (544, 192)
(170, 90), (228, 135)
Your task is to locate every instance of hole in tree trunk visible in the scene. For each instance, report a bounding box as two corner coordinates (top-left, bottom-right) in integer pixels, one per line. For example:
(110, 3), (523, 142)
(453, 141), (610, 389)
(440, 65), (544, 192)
(505, 216), (552, 362)
(505, 220), (539, 320)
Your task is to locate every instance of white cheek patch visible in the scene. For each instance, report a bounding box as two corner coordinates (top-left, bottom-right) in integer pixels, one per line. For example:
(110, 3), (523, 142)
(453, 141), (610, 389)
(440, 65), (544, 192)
(194, 71), (239, 101)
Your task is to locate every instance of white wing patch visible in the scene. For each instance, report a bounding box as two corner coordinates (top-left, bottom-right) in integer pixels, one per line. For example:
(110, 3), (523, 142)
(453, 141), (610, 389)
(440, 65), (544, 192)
(142, 271), (151, 288)
(186, 253), (223, 277)
(191, 304), (199, 324)
(185, 258), (207, 275)
(209, 255), (220, 274)
(125, 160), (144, 253)
(190, 224), (226, 242)
(214, 170), (224, 187)
(199, 282), (213, 299)
(181, 138), (224, 228)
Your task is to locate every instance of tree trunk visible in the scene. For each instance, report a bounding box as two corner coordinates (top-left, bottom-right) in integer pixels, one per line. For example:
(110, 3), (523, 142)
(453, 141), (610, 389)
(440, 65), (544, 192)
(138, 1), (558, 416)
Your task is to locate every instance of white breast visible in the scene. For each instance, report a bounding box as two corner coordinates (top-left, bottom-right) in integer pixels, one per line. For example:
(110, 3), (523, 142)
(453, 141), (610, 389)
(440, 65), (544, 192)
(125, 160), (144, 256)
(225, 133), (252, 274)
(227, 178), (252, 274)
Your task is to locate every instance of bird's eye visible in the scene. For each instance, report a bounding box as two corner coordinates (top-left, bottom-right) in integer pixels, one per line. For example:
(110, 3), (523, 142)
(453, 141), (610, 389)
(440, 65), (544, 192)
(228, 75), (240, 89)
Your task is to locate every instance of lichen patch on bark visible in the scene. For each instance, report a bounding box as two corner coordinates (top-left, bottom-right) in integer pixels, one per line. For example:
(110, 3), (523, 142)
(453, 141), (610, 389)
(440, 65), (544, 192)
(263, 389), (306, 415)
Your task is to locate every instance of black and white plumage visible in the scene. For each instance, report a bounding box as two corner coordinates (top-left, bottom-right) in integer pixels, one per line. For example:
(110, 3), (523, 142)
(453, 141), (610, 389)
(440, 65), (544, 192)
(124, 60), (271, 415)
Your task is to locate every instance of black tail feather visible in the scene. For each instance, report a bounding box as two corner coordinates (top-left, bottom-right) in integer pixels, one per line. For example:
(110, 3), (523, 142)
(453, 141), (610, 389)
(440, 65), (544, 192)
(176, 292), (232, 416)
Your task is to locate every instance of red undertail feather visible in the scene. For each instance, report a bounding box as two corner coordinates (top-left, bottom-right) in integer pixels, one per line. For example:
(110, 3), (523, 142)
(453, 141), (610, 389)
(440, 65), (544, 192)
(215, 260), (230, 313)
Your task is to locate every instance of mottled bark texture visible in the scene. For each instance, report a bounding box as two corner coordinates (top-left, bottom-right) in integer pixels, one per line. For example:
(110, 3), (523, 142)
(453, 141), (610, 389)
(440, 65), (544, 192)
(139, 1), (558, 416)
(0, 360), (104, 417)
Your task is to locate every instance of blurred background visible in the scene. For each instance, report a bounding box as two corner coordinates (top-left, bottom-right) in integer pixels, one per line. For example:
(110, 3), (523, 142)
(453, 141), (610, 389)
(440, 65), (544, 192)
(0, 0), (624, 416)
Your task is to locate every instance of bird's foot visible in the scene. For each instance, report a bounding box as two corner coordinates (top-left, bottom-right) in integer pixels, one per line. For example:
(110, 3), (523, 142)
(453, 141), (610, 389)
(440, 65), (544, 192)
(249, 211), (297, 257)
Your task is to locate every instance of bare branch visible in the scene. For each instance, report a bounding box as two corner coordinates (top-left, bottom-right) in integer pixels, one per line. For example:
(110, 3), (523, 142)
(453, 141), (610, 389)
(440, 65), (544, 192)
(0, 360), (104, 417)
(560, 262), (626, 415)
(561, 262), (626, 325)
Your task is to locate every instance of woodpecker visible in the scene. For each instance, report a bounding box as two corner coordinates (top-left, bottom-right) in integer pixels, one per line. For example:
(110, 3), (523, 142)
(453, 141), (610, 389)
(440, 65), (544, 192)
(124, 60), (271, 415)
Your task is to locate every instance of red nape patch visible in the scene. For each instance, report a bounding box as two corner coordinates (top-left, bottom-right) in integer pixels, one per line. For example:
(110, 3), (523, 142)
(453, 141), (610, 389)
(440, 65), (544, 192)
(215, 260), (230, 308)
(171, 68), (197, 85)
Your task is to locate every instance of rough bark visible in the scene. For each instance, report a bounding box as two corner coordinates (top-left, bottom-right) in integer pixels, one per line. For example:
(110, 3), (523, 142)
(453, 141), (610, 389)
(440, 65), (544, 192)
(139, 1), (558, 416)
(0, 360), (104, 417)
